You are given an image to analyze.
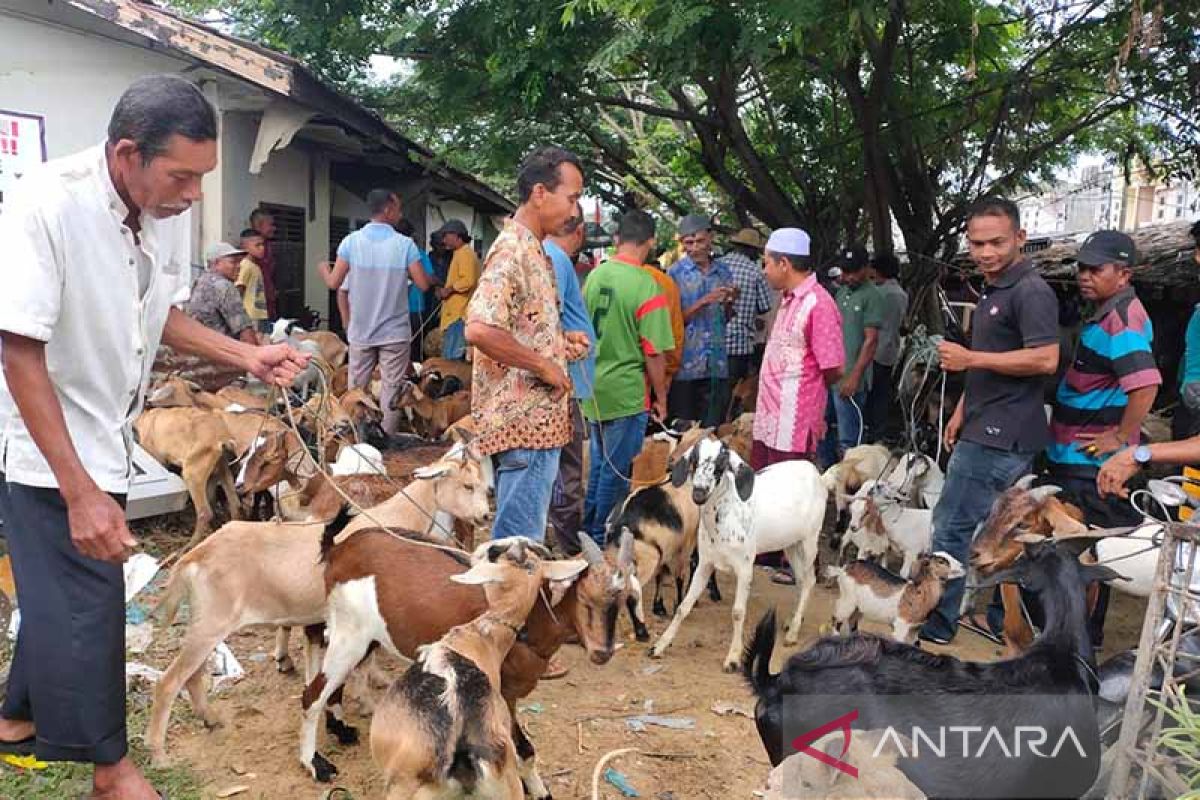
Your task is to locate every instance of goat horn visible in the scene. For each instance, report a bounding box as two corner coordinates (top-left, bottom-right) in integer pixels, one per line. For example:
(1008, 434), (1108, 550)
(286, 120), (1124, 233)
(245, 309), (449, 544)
(617, 528), (635, 571)
(577, 532), (605, 567)
(1029, 485), (1063, 503)
(1013, 474), (1038, 491)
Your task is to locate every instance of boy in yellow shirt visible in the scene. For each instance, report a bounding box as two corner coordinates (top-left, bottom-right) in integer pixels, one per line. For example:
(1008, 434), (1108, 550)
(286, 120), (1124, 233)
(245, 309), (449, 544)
(237, 228), (270, 331)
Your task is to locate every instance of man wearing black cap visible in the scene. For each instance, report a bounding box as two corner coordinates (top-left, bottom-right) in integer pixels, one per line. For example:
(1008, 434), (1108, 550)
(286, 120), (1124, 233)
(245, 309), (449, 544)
(1046, 229), (1160, 644)
(817, 245), (883, 466)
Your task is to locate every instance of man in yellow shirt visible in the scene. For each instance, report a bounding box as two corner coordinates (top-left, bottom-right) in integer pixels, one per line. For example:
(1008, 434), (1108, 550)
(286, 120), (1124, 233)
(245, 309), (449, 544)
(437, 219), (480, 359)
(236, 228), (269, 332)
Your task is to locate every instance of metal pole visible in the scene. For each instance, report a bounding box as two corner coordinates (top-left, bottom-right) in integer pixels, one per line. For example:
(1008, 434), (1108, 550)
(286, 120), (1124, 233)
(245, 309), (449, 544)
(1107, 524), (1179, 798)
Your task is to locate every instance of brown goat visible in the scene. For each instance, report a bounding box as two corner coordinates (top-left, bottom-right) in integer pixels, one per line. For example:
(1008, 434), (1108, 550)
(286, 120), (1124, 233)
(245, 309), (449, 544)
(729, 375), (759, 420)
(394, 383), (472, 439)
(146, 449), (492, 765)
(416, 357), (473, 387)
(134, 407), (241, 546)
(969, 475), (1087, 654)
(718, 412), (754, 463)
(299, 530), (635, 793)
(370, 539), (585, 799)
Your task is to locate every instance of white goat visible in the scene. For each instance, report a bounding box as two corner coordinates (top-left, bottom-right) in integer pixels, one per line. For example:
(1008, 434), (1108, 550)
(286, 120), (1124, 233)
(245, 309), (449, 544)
(330, 443), (386, 477)
(823, 443), (892, 518)
(650, 437), (827, 671)
(884, 452), (944, 509)
(845, 480), (933, 577)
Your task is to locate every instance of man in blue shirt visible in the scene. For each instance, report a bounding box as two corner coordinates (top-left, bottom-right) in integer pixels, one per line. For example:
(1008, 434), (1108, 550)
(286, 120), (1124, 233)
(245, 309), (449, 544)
(397, 218), (439, 364)
(668, 213), (736, 426)
(318, 189), (431, 433)
(545, 206), (596, 555)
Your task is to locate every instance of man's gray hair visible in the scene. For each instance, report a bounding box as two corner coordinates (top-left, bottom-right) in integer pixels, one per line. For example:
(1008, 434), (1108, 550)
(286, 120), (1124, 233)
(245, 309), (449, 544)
(107, 75), (217, 164)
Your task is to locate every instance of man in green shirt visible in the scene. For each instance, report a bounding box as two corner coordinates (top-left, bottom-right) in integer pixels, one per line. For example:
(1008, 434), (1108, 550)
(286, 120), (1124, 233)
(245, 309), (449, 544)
(581, 210), (675, 544)
(818, 245), (884, 466)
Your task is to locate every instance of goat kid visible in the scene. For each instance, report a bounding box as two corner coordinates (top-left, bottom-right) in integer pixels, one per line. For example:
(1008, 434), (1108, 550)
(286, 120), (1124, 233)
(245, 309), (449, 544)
(394, 382), (471, 439)
(300, 529), (635, 793)
(370, 538), (586, 799)
(842, 481), (933, 577)
(651, 437), (827, 671)
(744, 540), (1125, 799)
(826, 553), (965, 642)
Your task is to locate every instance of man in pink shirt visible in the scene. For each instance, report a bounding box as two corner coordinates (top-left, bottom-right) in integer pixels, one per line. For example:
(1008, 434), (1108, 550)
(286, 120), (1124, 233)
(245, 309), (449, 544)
(753, 227), (844, 468)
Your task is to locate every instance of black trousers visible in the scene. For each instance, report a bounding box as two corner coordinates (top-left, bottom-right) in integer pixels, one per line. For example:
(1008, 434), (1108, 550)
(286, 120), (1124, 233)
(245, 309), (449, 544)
(668, 378), (731, 428)
(0, 477), (128, 764)
(866, 362), (899, 444)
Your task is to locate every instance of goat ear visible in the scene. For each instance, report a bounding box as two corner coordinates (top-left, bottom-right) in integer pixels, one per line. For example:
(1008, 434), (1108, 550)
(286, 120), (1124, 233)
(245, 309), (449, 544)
(669, 452), (692, 488)
(734, 463), (755, 501)
(413, 463), (452, 480)
(1078, 563), (1130, 585)
(542, 559), (588, 584)
(1042, 502), (1088, 536)
(450, 561), (509, 586)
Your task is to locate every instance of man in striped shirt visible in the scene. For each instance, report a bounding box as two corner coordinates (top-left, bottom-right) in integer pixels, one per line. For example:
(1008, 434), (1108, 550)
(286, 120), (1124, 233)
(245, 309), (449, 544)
(1047, 230), (1160, 644)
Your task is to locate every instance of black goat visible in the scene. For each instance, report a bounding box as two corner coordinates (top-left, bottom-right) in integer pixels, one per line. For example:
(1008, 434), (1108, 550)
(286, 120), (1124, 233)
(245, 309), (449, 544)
(744, 541), (1124, 799)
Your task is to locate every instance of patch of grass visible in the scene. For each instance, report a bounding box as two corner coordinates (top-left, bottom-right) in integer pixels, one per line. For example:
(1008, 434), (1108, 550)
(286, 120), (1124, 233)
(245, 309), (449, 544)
(0, 691), (203, 799)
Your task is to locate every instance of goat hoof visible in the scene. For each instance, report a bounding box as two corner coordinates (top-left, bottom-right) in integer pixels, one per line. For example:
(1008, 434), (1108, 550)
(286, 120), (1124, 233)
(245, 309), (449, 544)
(311, 752), (338, 783)
(652, 605), (668, 619)
(648, 646), (665, 659)
(325, 714), (360, 746)
(782, 626), (800, 647)
(634, 627), (650, 643)
(276, 655), (296, 674)
(722, 660), (740, 673)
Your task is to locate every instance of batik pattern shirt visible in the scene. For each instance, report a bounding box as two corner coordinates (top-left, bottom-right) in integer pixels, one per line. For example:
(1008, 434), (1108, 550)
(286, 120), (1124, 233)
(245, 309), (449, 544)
(668, 256), (734, 381)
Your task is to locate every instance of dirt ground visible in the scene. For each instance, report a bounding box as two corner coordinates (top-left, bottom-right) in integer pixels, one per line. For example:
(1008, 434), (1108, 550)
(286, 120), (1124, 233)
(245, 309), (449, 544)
(135, 519), (1148, 800)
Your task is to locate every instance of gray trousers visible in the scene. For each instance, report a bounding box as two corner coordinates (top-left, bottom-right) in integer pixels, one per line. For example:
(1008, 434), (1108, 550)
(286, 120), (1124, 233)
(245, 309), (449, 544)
(349, 340), (410, 434)
(0, 477), (128, 763)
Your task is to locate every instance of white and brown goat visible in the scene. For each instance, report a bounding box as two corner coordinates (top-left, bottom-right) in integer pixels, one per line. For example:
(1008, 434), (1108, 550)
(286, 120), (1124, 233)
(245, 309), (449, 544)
(370, 538), (587, 799)
(145, 446), (492, 765)
(827, 552), (965, 642)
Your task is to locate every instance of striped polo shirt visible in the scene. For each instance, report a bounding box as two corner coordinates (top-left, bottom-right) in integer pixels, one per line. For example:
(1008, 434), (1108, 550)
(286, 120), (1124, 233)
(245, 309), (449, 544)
(1047, 286), (1161, 475)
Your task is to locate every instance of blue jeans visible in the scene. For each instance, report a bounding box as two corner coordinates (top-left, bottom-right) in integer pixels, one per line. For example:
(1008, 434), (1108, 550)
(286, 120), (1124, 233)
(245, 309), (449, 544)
(583, 411), (649, 545)
(817, 388), (868, 467)
(442, 319), (466, 359)
(919, 440), (1035, 642)
(491, 447), (561, 542)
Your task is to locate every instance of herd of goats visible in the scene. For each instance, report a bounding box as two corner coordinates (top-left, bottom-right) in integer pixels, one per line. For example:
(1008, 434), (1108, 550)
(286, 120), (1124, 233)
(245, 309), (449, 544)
(128, 323), (1175, 798)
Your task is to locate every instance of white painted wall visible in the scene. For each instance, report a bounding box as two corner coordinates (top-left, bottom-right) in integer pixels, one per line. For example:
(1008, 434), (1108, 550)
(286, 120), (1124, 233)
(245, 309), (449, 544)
(331, 183), (370, 225)
(0, 7), (188, 158)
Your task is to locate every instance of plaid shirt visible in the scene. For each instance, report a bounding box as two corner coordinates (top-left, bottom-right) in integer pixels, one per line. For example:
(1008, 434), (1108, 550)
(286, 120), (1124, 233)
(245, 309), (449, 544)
(721, 251), (772, 357)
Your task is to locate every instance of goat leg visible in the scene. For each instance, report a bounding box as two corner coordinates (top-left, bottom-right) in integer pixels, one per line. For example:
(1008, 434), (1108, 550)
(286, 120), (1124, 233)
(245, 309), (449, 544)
(722, 561), (754, 672)
(782, 541), (817, 647)
(626, 594), (650, 643)
(274, 627), (296, 674)
(512, 713), (552, 800)
(147, 625), (227, 765)
(652, 558), (715, 659)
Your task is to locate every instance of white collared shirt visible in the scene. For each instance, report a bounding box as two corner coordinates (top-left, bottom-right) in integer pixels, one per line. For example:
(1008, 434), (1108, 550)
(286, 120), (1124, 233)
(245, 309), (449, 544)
(0, 145), (192, 493)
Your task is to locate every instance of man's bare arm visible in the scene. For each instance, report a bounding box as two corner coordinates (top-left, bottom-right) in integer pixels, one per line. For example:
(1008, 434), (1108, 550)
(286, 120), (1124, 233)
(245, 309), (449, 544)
(0, 333), (135, 561)
(968, 343), (1059, 376)
(162, 308), (253, 371)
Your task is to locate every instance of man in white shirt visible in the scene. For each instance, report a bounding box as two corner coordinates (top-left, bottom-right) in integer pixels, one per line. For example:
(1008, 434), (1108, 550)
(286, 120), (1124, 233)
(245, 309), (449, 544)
(0, 75), (307, 800)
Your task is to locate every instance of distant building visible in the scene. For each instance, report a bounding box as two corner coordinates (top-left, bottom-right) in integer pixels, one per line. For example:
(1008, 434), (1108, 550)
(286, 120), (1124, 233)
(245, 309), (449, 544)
(1016, 163), (1197, 236)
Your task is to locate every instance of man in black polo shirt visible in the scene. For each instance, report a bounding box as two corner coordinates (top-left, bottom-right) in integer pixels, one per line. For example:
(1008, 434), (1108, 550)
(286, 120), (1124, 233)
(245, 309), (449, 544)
(919, 197), (1060, 645)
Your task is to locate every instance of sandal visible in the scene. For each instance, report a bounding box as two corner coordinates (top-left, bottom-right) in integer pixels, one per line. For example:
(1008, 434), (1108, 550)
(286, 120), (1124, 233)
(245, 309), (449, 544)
(541, 655), (570, 680)
(958, 612), (1004, 645)
(0, 735), (34, 756)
